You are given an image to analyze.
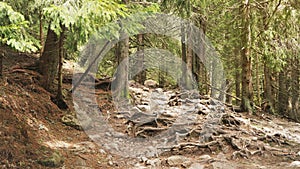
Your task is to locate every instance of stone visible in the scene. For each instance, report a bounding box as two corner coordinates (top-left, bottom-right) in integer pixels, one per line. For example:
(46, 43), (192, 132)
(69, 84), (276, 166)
(199, 154), (212, 161)
(143, 87), (150, 91)
(38, 151), (64, 168)
(212, 161), (236, 169)
(154, 88), (163, 93)
(146, 158), (161, 166)
(297, 151), (300, 156)
(144, 79), (158, 88)
(61, 114), (82, 130)
(290, 161), (300, 168)
(74, 157), (86, 167)
(167, 155), (190, 167)
(137, 105), (150, 112)
(188, 163), (205, 169)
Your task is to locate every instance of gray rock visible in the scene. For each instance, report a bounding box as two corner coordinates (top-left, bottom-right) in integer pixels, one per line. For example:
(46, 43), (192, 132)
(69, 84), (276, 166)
(290, 161), (300, 168)
(137, 105), (150, 112)
(167, 155), (190, 167)
(146, 158), (161, 166)
(212, 161), (236, 169)
(188, 163), (205, 169)
(199, 154), (212, 161)
(154, 88), (164, 93)
(297, 151), (300, 156)
(144, 79), (158, 88)
(74, 157), (86, 166)
(143, 87), (150, 92)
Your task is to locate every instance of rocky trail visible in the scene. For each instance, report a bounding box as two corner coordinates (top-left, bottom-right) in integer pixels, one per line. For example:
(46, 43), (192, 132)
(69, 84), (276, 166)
(91, 81), (300, 169)
(0, 53), (300, 168)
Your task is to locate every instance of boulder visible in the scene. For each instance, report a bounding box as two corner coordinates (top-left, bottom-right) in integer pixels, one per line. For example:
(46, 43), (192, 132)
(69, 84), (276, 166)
(144, 79), (158, 88)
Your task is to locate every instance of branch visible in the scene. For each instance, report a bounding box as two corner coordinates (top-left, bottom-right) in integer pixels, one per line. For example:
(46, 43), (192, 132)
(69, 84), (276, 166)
(255, 0), (282, 39)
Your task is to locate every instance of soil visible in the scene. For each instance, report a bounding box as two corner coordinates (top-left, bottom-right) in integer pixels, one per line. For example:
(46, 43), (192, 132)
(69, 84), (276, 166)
(0, 51), (300, 169)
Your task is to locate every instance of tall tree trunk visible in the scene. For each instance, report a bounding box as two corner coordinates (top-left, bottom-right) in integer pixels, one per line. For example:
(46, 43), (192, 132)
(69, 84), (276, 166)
(56, 26), (65, 104)
(278, 70), (287, 115)
(0, 50), (3, 78)
(235, 48), (241, 105)
(181, 22), (187, 88)
(136, 34), (146, 84)
(263, 61), (275, 114)
(240, 0), (253, 113)
(291, 57), (299, 121)
(210, 59), (218, 98)
(39, 25), (60, 91)
(226, 79), (233, 104)
(113, 35), (129, 107)
(39, 10), (44, 56)
(255, 54), (261, 106)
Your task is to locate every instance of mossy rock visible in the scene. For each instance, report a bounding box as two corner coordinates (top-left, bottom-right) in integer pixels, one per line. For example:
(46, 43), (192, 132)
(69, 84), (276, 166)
(38, 151), (64, 168)
(61, 114), (82, 130)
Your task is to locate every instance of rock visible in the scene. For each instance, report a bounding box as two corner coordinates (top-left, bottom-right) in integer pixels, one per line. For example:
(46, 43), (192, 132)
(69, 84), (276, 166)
(38, 151), (64, 168)
(137, 105), (150, 112)
(144, 80), (158, 88)
(297, 151), (300, 156)
(212, 161), (236, 169)
(188, 163), (205, 169)
(140, 156), (148, 163)
(199, 154), (212, 161)
(290, 161), (300, 168)
(74, 157), (86, 167)
(154, 88), (163, 93)
(61, 114), (82, 130)
(167, 155), (190, 167)
(143, 87), (150, 92)
(146, 158), (161, 166)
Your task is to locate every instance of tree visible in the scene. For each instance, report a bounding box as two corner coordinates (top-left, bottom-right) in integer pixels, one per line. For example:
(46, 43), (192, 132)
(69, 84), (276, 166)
(240, 0), (253, 113)
(0, 2), (38, 77)
(37, 0), (126, 97)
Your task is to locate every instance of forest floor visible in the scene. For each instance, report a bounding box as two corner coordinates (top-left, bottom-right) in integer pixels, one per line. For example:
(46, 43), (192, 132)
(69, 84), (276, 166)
(0, 52), (300, 169)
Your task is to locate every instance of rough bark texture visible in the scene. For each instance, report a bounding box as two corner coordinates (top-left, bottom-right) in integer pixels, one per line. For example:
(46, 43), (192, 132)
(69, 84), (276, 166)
(0, 49), (3, 78)
(263, 62), (275, 114)
(113, 36), (129, 104)
(39, 26), (60, 91)
(291, 57), (299, 121)
(278, 70), (287, 115)
(241, 0), (253, 113)
(186, 44), (193, 89)
(56, 26), (65, 104)
(136, 34), (146, 84)
(235, 48), (241, 105)
(39, 11), (43, 56)
(181, 22), (187, 88)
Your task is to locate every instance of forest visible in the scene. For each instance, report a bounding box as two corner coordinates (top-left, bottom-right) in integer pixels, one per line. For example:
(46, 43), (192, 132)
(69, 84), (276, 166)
(0, 0), (300, 168)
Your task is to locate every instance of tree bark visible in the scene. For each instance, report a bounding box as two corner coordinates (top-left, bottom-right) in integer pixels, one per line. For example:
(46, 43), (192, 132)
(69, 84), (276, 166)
(0, 50), (3, 78)
(39, 25), (60, 91)
(278, 70), (287, 115)
(136, 34), (146, 84)
(113, 36), (129, 106)
(181, 21), (187, 88)
(39, 10), (44, 56)
(235, 47), (241, 105)
(56, 26), (65, 104)
(186, 42), (193, 89)
(263, 61), (275, 114)
(291, 57), (299, 121)
(240, 0), (253, 113)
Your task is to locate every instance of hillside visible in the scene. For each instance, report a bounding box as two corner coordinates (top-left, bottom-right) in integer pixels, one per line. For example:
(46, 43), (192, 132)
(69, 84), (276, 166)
(1, 53), (300, 169)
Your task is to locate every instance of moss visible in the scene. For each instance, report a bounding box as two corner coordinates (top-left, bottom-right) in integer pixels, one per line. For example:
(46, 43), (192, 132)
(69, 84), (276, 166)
(38, 151), (64, 168)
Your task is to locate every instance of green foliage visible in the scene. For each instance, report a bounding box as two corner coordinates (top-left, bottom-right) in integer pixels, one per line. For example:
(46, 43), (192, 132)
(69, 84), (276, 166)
(0, 2), (39, 52)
